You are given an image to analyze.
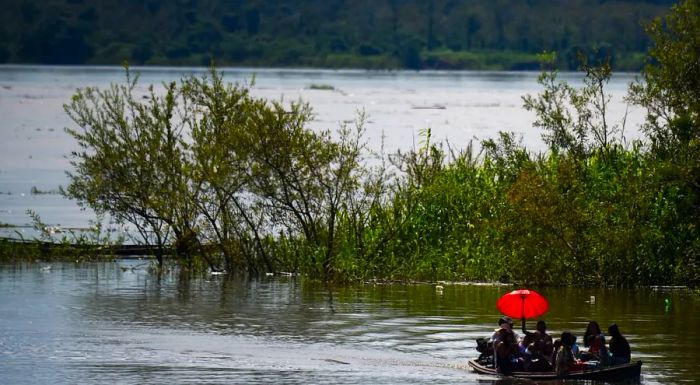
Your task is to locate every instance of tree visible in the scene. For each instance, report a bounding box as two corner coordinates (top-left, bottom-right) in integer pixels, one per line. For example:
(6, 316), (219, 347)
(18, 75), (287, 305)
(65, 67), (372, 278)
(629, 0), (700, 157)
(241, 100), (369, 280)
(523, 52), (624, 161)
(182, 73), (274, 273)
(64, 69), (185, 266)
(629, 0), (700, 284)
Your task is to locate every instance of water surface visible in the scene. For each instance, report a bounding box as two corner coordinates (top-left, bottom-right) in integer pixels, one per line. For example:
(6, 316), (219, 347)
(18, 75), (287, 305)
(0, 261), (695, 384)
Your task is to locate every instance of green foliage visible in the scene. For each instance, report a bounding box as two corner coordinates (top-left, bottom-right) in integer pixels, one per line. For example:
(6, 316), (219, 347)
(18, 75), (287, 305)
(64, 68), (189, 267)
(0, 0), (675, 70)
(64, 66), (373, 280)
(523, 53), (624, 161)
(627, 0), (700, 284)
(629, 0), (700, 158)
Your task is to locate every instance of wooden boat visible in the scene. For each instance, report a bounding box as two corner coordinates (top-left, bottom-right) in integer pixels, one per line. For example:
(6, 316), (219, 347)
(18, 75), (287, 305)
(468, 359), (642, 381)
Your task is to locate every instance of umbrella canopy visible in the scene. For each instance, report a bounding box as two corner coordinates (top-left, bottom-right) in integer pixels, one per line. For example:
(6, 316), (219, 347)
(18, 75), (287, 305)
(496, 289), (549, 320)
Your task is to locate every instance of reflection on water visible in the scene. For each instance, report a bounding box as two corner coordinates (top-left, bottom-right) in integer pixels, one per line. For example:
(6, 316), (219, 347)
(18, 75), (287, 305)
(0, 261), (696, 384)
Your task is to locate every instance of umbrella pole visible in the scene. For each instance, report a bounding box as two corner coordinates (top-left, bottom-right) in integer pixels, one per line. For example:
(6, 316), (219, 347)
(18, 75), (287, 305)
(521, 294), (527, 335)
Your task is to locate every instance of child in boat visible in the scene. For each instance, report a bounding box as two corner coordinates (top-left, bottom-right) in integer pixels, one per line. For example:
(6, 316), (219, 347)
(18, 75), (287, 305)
(595, 334), (611, 366)
(608, 323), (631, 365)
(521, 332), (554, 372)
(555, 331), (587, 376)
(571, 334), (581, 358)
(551, 338), (561, 364)
(581, 334), (611, 366)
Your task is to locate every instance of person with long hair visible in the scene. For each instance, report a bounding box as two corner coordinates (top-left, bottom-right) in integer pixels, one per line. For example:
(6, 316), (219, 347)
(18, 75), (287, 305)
(608, 323), (631, 365)
(583, 321), (602, 348)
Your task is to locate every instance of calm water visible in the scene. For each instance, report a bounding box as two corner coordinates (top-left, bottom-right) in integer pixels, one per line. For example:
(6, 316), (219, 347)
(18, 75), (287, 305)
(3, 67), (679, 384)
(0, 65), (644, 236)
(0, 261), (697, 384)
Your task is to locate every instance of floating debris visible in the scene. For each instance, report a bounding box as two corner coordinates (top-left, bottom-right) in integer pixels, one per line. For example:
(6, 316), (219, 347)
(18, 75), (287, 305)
(411, 104), (446, 110)
(30, 186), (60, 195)
(308, 83), (335, 91)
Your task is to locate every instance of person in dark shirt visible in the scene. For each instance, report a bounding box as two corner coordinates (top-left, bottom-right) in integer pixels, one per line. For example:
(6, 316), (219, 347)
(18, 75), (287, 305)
(607, 323), (631, 365)
(495, 327), (520, 374)
(535, 320), (554, 360)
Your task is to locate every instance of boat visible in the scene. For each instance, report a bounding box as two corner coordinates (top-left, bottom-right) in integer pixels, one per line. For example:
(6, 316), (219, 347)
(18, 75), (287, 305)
(468, 358), (642, 381)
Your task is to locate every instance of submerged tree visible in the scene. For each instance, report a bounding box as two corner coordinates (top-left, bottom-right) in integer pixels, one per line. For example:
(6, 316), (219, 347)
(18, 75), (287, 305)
(64, 66), (373, 278)
(65, 70), (186, 267)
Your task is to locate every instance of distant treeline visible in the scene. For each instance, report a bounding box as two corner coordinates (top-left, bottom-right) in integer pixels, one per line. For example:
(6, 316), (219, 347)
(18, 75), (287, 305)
(0, 0), (676, 70)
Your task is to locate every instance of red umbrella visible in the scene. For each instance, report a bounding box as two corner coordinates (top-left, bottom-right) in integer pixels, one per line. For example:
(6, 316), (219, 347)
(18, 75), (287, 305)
(496, 289), (549, 333)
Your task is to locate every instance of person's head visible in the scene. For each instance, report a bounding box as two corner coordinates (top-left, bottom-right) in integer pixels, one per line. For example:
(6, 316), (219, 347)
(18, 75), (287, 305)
(586, 321), (601, 334)
(522, 332), (534, 346)
(553, 338), (562, 350)
(498, 316), (513, 330)
(536, 320), (546, 333)
(608, 323), (622, 338)
(498, 327), (514, 343)
(572, 334), (577, 345)
(560, 331), (574, 347)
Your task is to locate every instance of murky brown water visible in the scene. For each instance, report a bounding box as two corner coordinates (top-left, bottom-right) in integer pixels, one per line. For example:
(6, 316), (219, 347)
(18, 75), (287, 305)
(0, 261), (696, 384)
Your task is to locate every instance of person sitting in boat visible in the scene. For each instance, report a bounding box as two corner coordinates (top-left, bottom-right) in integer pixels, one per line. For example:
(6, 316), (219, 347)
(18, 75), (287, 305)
(555, 331), (587, 376)
(608, 323), (631, 365)
(534, 320), (554, 360)
(580, 320), (604, 361)
(551, 338), (561, 364)
(581, 334), (611, 366)
(521, 332), (553, 372)
(583, 321), (603, 349)
(490, 317), (520, 350)
(491, 316), (518, 342)
(571, 334), (581, 358)
(519, 331), (534, 355)
(494, 327), (521, 374)
(477, 316), (515, 366)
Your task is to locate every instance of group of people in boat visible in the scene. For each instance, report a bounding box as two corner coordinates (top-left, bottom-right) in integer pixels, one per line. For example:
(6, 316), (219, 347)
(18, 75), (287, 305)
(480, 317), (631, 375)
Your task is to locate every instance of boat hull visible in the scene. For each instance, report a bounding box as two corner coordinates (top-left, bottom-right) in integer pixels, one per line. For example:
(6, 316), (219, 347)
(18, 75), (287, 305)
(468, 359), (642, 381)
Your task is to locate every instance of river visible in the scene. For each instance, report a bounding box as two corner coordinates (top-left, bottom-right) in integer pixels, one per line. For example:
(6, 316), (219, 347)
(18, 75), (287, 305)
(3, 66), (688, 384)
(0, 261), (696, 384)
(0, 65), (644, 237)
